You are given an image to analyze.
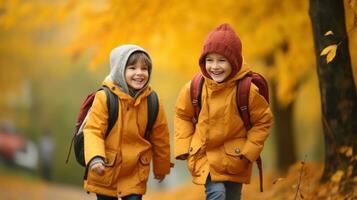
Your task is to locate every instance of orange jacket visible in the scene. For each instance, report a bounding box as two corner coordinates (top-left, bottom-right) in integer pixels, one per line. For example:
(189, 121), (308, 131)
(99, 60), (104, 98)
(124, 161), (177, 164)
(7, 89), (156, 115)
(174, 65), (273, 185)
(84, 80), (171, 197)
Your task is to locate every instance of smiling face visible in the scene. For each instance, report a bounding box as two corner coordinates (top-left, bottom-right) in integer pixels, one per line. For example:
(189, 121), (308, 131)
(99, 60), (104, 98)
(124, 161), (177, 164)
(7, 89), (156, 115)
(205, 53), (232, 83)
(125, 59), (149, 90)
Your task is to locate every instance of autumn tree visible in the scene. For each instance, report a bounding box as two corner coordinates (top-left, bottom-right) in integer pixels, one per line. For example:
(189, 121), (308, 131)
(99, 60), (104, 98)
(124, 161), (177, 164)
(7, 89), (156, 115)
(309, 0), (357, 190)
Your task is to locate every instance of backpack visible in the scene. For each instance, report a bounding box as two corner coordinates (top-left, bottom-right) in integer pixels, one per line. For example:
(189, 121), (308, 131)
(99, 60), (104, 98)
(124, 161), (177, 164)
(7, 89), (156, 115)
(66, 86), (159, 167)
(190, 71), (269, 192)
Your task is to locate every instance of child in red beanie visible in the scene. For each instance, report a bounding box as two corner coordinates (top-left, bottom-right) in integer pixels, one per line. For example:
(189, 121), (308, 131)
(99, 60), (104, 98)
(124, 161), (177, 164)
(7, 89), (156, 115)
(174, 23), (273, 200)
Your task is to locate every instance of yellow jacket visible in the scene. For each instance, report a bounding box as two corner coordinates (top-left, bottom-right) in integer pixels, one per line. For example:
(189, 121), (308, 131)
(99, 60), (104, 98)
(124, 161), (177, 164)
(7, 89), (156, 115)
(84, 80), (171, 197)
(174, 65), (273, 185)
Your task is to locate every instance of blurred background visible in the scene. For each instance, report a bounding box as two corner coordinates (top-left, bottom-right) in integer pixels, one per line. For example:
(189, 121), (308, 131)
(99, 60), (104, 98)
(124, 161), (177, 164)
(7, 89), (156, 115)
(0, 0), (356, 199)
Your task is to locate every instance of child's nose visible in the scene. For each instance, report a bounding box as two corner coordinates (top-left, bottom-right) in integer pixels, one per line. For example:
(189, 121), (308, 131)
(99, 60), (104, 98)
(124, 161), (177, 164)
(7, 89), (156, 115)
(136, 68), (145, 74)
(211, 61), (220, 69)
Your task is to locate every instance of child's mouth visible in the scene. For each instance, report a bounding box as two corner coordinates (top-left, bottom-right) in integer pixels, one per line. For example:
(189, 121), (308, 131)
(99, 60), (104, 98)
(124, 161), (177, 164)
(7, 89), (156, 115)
(133, 79), (143, 83)
(132, 78), (145, 84)
(210, 71), (224, 76)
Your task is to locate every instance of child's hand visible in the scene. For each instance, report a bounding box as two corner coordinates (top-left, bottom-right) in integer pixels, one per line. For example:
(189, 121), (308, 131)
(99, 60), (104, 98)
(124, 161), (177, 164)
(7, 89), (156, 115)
(154, 174), (166, 183)
(176, 154), (189, 160)
(90, 162), (105, 176)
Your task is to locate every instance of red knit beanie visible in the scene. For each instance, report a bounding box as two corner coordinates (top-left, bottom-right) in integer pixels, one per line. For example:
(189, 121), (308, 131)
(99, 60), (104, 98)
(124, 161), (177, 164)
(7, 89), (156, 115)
(199, 23), (243, 81)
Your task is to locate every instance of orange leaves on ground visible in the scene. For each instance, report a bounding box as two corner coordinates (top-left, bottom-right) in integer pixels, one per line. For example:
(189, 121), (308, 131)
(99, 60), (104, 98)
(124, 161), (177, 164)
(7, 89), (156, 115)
(320, 44), (337, 64)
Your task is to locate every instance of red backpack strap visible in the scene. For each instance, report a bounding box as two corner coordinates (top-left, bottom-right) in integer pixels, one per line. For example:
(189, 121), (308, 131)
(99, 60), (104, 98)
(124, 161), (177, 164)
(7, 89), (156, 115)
(237, 73), (253, 130)
(190, 73), (204, 124)
(251, 73), (269, 103)
(237, 72), (269, 192)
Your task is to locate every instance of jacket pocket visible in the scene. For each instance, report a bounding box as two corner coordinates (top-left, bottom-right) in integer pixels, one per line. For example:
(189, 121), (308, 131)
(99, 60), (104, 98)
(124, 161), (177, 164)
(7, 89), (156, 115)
(223, 138), (250, 174)
(138, 150), (152, 182)
(87, 150), (120, 187)
(187, 145), (203, 177)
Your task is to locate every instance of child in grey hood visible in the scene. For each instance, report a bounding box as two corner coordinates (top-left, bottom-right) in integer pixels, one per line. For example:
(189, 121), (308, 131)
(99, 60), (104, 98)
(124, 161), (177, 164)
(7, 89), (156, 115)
(83, 44), (172, 200)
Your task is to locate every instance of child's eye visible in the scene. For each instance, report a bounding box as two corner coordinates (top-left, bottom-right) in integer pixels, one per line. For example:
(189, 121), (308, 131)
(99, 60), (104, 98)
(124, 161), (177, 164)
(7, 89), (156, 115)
(219, 59), (227, 62)
(127, 66), (136, 70)
(205, 58), (213, 62)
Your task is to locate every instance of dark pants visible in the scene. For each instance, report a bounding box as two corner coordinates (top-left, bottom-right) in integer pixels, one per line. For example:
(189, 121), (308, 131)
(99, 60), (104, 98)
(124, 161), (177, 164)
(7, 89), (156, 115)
(96, 194), (142, 200)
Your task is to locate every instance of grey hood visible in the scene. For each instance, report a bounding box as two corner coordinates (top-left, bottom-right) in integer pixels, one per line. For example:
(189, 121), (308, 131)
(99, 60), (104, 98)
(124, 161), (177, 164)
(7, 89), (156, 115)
(106, 44), (152, 97)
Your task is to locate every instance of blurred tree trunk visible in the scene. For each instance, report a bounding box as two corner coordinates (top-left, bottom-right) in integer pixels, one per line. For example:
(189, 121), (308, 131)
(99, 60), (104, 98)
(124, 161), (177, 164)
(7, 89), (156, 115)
(265, 47), (297, 173)
(309, 0), (357, 187)
(271, 81), (297, 173)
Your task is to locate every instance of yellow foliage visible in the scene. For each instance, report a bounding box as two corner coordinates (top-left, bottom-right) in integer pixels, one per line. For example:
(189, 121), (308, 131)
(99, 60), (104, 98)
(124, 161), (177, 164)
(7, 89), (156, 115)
(65, 0), (317, 107)
(1, 0), (356, 117)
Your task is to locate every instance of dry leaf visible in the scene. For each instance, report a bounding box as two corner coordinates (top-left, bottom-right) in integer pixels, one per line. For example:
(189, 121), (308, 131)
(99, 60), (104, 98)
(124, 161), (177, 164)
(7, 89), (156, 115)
(273, 178), (285, 184)
(324, 31), (334, 36)
(349, 0), (356, 8)
(320, 45), (336, 55)
(331, 170), (344, 183)
(320, 45), (337, 63)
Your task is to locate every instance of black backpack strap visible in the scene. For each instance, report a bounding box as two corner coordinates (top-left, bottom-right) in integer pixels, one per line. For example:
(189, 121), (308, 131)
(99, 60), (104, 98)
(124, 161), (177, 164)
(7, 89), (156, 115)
(102, 86), (119, 139)
(145, 91), (159, 140)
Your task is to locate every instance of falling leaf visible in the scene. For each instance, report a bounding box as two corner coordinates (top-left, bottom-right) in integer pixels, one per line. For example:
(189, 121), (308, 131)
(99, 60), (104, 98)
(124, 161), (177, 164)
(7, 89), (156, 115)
(331, 170), (344, 183)
(320, 44), (337, 63)
(324, 31), (334, 36)
(273, 178), (285, 184)
(349, 0), (356, 8)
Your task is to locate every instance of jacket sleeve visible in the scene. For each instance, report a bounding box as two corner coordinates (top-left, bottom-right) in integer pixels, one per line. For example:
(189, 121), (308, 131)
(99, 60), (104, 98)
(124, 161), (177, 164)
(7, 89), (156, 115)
(83, 90), (108, 166)
(150, 100), (171, 176)
(241, 84), (273, 162)
(174, 82), (195, 159)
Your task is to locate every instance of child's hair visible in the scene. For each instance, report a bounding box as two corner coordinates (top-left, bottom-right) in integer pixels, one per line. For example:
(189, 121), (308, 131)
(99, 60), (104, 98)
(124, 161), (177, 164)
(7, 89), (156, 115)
(126, 51), (152, 69)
